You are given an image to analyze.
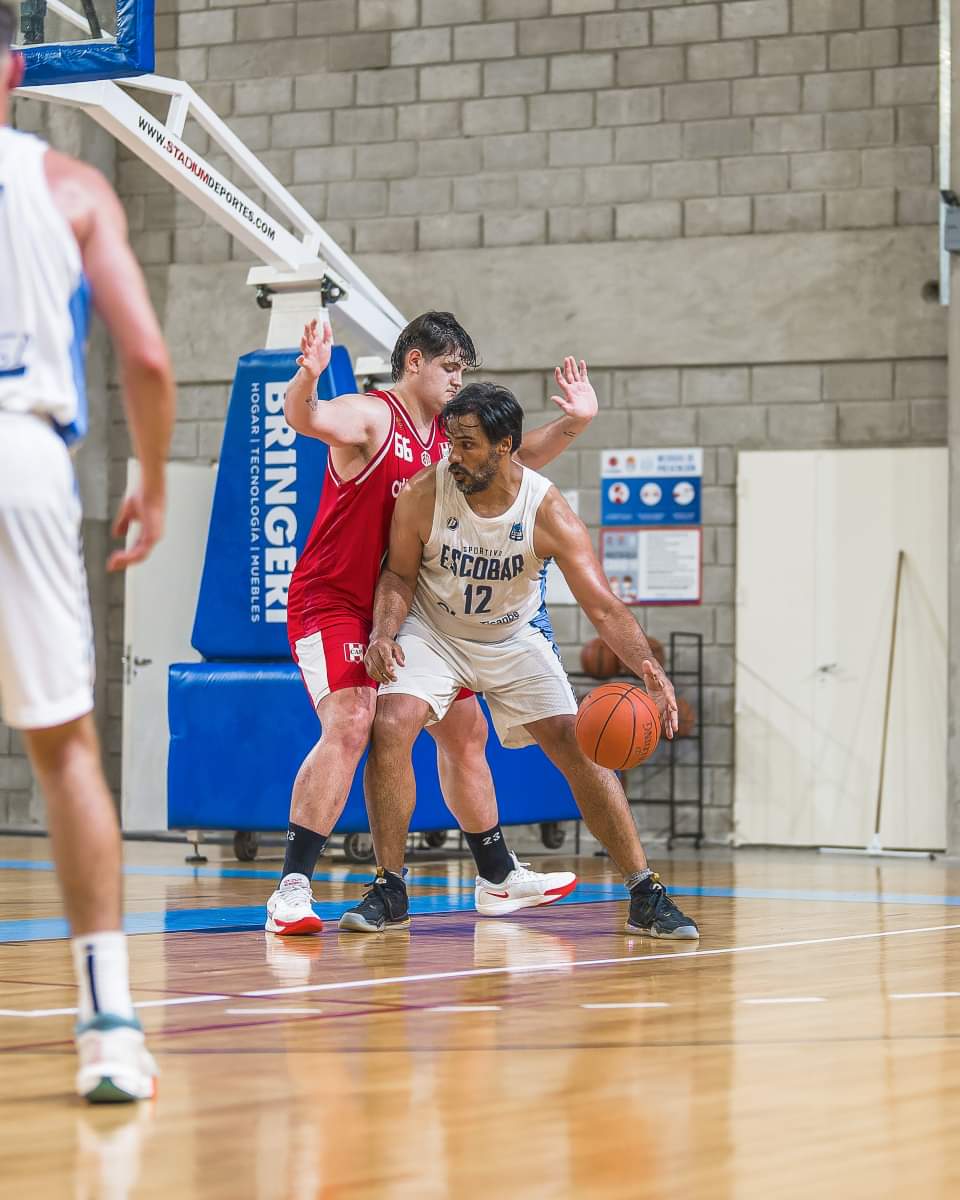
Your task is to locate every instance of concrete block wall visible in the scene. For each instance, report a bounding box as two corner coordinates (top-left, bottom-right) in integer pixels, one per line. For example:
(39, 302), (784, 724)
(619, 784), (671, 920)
(126, 0), (940, 263)
(0, 0), (947, 845)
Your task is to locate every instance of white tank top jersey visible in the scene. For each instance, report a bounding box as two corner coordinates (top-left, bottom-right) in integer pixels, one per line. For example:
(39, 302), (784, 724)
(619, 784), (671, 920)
(0, 128), (90, 445)
(411, 459), (556, 644)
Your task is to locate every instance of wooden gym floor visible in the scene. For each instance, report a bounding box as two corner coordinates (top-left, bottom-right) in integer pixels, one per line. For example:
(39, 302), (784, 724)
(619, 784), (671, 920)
(1, 835), (959, 1199)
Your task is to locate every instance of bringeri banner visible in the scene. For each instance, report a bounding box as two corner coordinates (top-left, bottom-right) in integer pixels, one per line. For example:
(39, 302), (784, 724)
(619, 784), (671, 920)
(191, 347), (357, 660)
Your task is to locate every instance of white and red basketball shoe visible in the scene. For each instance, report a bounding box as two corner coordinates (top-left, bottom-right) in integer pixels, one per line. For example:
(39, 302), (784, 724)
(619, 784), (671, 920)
(264, 873), (323, 935)
(474, 852), (577, 917)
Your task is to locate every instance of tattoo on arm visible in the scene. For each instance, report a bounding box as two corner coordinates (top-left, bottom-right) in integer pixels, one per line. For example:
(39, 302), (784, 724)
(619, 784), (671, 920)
(306, 393), (319, 411)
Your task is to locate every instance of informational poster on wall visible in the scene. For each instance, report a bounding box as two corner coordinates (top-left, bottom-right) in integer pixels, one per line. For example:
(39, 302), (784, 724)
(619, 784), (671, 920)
(600, 448), (703, 605)
(602, 528), (702, 605)
(601, 447), (702, 526)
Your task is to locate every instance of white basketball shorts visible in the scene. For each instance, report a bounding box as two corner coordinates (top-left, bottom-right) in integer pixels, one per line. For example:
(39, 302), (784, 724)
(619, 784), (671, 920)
(379, 612), (577, 749)
(0, 412), (95, 729)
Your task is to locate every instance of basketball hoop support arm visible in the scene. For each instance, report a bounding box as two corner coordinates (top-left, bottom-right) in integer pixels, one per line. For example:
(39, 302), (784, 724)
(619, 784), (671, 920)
(17, 73), (403, 370)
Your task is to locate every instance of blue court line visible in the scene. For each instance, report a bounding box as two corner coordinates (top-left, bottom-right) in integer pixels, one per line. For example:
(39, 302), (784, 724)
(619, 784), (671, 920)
(5, 857), (960, 908)
(0, 892), (504, 944)
(0, 859), (463, 888)
(6, 858), (960, 911)
(2, 883), (960, 944)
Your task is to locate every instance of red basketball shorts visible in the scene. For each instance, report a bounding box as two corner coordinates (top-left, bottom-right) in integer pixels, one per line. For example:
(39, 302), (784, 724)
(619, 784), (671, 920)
(292, 612), (472, 712)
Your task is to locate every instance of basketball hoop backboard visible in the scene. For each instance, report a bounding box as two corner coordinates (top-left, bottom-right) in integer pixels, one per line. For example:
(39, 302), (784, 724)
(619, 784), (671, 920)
(15, 0), (405, 359)
(15, 0), (153, 87)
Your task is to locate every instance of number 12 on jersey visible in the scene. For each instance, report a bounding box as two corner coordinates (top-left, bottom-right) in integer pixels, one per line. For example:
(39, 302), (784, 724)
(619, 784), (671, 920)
(464, 583), (492, 615)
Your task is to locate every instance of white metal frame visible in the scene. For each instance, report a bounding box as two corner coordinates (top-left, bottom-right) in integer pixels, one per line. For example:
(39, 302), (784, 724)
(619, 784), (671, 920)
(17, 72), (405, 359)
(14, 0), (117, 42)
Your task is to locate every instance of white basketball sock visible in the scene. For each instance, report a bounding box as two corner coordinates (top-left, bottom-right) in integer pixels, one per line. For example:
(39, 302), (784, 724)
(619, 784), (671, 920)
(71, 931), (135, 1024)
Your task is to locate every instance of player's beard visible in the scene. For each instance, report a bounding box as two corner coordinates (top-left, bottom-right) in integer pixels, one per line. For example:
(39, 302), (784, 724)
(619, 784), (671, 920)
(449, 452), (499, 495)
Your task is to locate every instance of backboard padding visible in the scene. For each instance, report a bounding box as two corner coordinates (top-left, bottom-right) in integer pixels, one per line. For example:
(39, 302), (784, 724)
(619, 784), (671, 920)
(17, 0), (153, 87)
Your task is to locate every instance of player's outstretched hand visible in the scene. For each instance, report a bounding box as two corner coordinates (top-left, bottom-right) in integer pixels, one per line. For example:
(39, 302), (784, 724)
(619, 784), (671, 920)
(641, 657), (679, 740)
(107, 485), (165, 572)
(550, 356), (598, 426)
(296, 318), (333, 379)
(365, 635), (406, 686)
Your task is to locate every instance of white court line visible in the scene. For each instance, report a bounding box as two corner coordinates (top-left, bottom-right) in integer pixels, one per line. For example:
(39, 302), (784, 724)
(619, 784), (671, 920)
(890, 992), (960, 1000)
(0, 994), (230, 1019)
(3, 923), (959, 1021)
(582, 1002), (670, 1010)
(427, 1005), (502, 1013)
(241, 923), (960, 1000)
(135, 995), (230, 1010)
(223, 1008), (322, 1016)
(741, 997), (826, 1005)
(0, 1007), (77, 1018)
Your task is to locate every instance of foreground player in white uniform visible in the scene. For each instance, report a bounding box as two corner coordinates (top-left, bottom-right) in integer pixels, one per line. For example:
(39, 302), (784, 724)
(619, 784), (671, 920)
(0, 8), (175, 1101)
(347, 376), (699, 938)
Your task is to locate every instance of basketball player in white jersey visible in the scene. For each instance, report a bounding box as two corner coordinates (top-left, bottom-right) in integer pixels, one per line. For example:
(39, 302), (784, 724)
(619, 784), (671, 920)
(348, 375), (698, 939)
(0, 8), (175, 1100)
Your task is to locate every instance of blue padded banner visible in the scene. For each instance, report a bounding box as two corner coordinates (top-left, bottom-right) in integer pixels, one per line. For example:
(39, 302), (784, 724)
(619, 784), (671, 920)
(192, 347), (357, 661)
(167, 663), (579, 833)
(22, 0), (155, 87)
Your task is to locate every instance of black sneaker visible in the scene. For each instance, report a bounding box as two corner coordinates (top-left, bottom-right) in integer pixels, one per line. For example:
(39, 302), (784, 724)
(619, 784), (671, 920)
(626, 874), (699, 940)
(338, 869), (410, 933)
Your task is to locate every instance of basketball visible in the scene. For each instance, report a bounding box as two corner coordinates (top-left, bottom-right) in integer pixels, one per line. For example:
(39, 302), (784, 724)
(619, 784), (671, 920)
(647, 637), (666, 668)
(580, 636), (622, 679)
(575, 683), (661, 770)
(676, 696), (696, 738)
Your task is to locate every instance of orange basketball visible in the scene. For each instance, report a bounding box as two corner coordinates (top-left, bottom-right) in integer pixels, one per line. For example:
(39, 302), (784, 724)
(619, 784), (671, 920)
(575, 683), (661, 770)
(676, 695), (696, 738)
(580, 636), (622, 679)
(647, 637), (666, 668)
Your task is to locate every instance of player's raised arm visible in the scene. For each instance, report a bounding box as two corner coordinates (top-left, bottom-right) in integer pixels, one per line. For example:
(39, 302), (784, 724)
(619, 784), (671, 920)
(48, 154), (175, 571)
(284, 318), (386, 448)
(534, 488), (679, 737)
(365, 469), (435, 684)
(514, 356), (598, 471)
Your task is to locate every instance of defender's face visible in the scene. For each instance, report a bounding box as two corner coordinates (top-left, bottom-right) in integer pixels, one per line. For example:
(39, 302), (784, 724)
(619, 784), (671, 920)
(403, 349), (465, 411)
(445, 415), (502, 495)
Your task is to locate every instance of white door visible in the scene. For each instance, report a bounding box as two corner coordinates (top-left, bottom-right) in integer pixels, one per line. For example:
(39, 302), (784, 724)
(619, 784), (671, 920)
(121, 461), (217, 832)
(735, 448), (947, 850)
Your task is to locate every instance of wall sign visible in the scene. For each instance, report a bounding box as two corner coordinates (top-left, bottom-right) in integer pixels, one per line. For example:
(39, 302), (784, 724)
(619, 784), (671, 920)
(601, 447), (702, 526)
(602, 527), (702, 606)
(600, 447), (703, 605)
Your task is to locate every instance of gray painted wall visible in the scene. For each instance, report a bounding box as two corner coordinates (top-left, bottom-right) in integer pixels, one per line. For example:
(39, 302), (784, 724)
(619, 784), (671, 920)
(2, 0), (947, 845)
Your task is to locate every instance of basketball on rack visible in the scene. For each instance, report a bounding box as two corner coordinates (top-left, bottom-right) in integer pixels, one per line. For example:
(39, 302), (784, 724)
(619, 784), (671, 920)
(575, 683), (661, 770)
(647, 637), (666, 668)
(676, 696), (696, 738)
(580, 637), (622, 678)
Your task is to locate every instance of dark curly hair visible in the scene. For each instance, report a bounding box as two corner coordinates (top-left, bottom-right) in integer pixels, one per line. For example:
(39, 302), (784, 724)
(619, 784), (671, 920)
(390, 311), (479, 382)
(443, 381), (523, 452)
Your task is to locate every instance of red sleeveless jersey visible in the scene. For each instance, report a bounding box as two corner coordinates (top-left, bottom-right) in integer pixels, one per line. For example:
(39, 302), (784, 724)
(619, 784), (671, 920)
(286, 389), (449, 645)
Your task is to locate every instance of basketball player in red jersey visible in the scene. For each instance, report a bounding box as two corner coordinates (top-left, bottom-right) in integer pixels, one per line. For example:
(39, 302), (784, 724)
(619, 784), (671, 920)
(265, 312), (595, 934)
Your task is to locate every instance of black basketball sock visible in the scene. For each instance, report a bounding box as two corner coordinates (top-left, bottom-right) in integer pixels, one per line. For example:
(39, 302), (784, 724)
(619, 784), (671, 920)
(464, 824), (514, 885)
(281, 823), (328, 881)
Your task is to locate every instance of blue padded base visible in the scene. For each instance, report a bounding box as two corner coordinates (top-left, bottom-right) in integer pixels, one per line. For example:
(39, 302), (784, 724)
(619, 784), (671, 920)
(168, 663), (579, 833)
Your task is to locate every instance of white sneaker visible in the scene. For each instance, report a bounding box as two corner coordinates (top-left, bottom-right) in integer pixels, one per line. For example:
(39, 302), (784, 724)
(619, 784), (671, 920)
(475, 852), (577, 917)
(75, 1015), (157, 1103)
(264, 873), (324, 936)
